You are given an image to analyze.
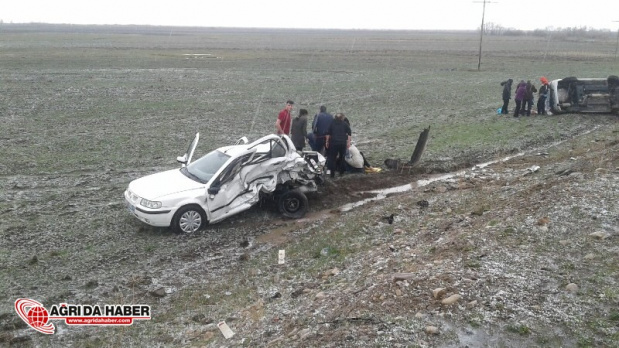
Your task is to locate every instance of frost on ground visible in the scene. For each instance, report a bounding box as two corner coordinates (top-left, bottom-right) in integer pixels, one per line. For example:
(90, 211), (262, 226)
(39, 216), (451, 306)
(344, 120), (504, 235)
(1, 25), (618, 348)
(1, 124), (617, 347)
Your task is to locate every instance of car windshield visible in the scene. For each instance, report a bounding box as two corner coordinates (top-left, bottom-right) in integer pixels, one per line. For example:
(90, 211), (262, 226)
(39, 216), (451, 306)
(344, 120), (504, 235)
(183, 150), (231, 183)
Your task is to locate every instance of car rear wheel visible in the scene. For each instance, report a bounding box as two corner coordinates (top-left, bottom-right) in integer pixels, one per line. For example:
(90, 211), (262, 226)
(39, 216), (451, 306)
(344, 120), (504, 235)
(172, 205), (206, 234)
(278, 189), (308, 219)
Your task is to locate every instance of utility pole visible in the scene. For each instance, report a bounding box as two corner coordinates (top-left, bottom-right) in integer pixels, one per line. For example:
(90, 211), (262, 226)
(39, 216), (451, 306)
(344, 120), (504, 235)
(614, 21), (619, 60)
(474, 0), (496, 71)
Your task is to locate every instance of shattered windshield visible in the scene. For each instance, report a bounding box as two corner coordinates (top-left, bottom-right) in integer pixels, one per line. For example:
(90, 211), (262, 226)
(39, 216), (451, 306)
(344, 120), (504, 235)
(183, 150), (231, 183)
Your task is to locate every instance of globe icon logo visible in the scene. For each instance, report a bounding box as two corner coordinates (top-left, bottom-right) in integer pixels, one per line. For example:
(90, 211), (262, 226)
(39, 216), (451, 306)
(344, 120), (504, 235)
(27, 306), (49, 328)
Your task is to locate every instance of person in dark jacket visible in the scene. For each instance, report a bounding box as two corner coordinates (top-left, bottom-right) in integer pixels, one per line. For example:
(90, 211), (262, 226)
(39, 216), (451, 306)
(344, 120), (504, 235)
(537, 77), (550, 115)
(523, 80), (537, 116)
(325, 113), (352, 178)
(500, 79), (513, 114)
(311, 105), (334, 154)
(290, 109), (308, 151)
(513, 80), (527, 117)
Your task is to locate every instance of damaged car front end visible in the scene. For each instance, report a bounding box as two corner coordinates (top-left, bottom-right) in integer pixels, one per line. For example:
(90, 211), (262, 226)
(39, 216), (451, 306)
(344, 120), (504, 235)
(124, 133), (326, 233)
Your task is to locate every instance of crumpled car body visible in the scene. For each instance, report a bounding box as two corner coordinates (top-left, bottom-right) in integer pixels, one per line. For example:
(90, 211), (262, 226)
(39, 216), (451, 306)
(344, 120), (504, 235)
(549, 75), (619, 115)
(124, 133), (326, 233)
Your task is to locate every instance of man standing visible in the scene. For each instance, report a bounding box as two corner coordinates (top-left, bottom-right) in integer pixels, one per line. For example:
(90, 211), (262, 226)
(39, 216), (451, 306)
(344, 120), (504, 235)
(500, 79), (513, 115)
(275, 100), (294, 135)
(513, 80), (526, 117)
(325, 113), (352, 178)
(537, 77), (550, 115)
(290, 109), (309, 151)
(311, 105), (333, 154)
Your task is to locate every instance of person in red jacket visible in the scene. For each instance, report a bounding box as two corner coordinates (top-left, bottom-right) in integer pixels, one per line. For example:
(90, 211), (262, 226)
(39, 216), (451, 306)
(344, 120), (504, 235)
(275, 100), (294, 135)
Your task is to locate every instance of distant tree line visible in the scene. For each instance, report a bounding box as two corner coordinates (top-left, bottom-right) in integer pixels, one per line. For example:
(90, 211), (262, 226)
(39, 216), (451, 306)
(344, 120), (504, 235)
(483, 23), (616, 40)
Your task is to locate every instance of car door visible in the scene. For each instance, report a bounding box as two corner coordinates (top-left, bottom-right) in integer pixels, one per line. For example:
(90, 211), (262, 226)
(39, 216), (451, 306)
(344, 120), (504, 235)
(240, 137), (292, 193)
(177, 133), (200, 167)
(205, 149), (257, 222)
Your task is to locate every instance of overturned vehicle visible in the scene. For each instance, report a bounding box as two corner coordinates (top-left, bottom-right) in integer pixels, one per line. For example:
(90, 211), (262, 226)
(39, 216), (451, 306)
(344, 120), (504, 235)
(124, 133), (325, 233)
(549, 75), (619, 115)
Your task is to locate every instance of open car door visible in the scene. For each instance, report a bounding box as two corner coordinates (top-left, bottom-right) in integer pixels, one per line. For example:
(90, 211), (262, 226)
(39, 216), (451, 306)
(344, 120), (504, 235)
(177, 133), (200, 167)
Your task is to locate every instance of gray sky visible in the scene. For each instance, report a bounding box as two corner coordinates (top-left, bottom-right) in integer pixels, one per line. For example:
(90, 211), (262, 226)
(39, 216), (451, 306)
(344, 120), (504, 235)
(3, 0), (618, 31)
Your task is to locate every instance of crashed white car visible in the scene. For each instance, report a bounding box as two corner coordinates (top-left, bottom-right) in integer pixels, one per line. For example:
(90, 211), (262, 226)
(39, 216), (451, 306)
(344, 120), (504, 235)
(124, 133), (325, 233)
(549, 75), (619, 115)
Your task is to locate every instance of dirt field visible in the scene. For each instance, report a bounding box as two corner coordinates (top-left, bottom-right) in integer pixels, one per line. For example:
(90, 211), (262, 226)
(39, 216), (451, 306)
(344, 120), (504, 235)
(0, 24), (618, 347)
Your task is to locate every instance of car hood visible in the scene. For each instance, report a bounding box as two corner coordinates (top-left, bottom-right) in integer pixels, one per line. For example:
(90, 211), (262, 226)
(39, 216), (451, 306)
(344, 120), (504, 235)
(129, 169), (203, 199)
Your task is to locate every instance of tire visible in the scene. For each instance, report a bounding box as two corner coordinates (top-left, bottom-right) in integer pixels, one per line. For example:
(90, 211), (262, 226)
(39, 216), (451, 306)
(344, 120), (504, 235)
(278, 189), (308, 219)
(171, 205), (206, 234)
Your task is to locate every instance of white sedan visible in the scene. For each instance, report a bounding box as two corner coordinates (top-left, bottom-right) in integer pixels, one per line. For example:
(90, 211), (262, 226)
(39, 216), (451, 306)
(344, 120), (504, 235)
(124, 133), (326, 233)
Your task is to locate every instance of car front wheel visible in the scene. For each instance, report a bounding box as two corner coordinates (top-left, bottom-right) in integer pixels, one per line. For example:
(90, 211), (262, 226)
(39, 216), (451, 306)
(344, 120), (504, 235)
(172, 205), (206, 234)
(278, 189), (308, 219)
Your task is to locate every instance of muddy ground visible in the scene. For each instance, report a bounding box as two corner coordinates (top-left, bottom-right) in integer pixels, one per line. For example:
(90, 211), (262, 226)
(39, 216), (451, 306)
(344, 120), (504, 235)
(2, 123), (618, 348)
(1, 25), (618, 347)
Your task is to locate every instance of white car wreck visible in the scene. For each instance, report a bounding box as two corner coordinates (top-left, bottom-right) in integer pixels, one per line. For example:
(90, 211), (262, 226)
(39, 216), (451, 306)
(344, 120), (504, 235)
(124, 133), (326, 233)
(549, 75), (619, 115)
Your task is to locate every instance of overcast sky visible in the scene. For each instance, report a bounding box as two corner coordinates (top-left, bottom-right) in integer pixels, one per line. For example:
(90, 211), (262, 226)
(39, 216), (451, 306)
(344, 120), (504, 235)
(3, 0), (618, 31)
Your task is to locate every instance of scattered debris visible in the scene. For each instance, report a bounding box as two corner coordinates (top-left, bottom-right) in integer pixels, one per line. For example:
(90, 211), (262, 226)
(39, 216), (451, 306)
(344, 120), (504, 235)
(384, 127), (430, 172)
(278, 250), (285, 264)
(416, 200), (429, 208)
(217, 321), (235, 339)
(382, 214), (394, 224)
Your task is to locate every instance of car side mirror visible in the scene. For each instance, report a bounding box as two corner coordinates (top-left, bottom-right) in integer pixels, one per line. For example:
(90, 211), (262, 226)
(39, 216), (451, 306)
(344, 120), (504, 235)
(208, 186), (220, 195)
(177, 155), (187, 165)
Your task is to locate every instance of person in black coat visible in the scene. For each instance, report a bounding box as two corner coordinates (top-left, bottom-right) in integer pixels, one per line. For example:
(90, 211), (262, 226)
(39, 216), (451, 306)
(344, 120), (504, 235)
(500, 79), (513, 114)
(290, 109), (308, 151)
(325, 113), (352, 178)
(524, 80), (537, 116)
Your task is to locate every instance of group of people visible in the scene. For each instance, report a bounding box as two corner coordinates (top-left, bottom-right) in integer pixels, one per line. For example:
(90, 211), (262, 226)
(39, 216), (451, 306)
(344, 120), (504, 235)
(500, 76), (550, 117)
(275, 100), (369, 178)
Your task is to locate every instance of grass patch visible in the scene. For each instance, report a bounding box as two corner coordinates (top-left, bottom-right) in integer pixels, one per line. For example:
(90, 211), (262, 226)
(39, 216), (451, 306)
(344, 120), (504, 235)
(506, 324), (531, 335)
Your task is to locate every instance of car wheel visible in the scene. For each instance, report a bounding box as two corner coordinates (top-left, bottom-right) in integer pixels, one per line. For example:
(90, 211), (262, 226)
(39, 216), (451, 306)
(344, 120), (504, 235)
(278, 189), (308, 219)
(172, 205), (206, 234)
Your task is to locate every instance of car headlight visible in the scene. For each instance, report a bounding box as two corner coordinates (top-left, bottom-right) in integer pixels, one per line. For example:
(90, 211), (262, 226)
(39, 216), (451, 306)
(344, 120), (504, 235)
(140, 198), (162, 209)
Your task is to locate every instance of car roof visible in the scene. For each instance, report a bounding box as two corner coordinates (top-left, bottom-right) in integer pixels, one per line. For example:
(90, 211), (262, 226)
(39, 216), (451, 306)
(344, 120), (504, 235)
(213, 134), (293, 158)
(216, 144), (253, 157)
